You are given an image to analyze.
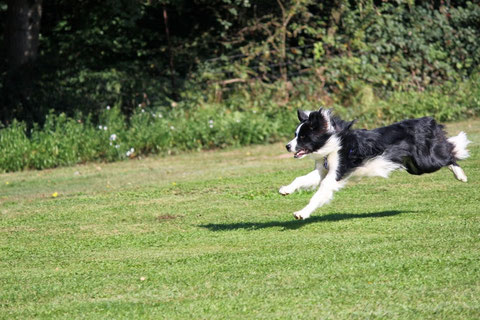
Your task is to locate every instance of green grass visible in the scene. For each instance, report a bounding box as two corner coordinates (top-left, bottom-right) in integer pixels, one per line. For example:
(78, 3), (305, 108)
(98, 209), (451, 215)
(1, 119), (479, 319)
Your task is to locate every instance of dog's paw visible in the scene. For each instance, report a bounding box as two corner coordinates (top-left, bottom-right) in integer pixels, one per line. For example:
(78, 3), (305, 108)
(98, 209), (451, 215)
(279, 185), (295, 196)
(293, 210), (311, 220)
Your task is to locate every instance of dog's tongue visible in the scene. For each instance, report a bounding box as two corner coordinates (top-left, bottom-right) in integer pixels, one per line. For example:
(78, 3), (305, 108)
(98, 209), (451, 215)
(294, 150), (307, 158)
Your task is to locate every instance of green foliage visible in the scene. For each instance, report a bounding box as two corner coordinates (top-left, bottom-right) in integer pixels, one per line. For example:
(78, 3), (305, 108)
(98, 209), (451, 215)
(345, 75), (480, 127)
(1, 75), (479, 173)
(189, 1), (480, 112)
(0, 121), (30, 172)
(3, 1), (480, 122)
(307, 1), (480, 104)
(1, 0), (480, 172)
(0, 103), (295, 172)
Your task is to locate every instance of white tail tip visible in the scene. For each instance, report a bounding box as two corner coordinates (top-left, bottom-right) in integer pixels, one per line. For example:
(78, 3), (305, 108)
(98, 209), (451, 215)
(448, 131), (471, 160)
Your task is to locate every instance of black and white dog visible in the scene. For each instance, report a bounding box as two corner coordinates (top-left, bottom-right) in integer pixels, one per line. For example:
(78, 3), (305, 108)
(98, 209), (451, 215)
(280, 109), (471, 220)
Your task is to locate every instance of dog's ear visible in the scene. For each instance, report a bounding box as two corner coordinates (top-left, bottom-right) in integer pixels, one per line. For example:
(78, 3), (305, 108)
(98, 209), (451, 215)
(307, 111), (327, 130)
(344, 120), (356, 131)
(297, 109), (310, 122)
(331, 117), (356, 132)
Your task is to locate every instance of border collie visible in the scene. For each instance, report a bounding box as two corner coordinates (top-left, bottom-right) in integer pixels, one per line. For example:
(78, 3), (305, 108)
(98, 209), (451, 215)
(280, 109), (471, 220)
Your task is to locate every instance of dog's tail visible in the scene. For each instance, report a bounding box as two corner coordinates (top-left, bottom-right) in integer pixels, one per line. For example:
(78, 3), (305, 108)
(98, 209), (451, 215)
(448, 131), (471, 161)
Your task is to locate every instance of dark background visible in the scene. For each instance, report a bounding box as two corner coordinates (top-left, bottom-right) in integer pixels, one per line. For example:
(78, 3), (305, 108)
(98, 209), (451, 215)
(1, 0), (479, 125)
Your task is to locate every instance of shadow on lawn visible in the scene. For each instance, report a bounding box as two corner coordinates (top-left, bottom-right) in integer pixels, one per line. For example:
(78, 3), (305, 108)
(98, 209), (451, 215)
(200, 210), (412, 231)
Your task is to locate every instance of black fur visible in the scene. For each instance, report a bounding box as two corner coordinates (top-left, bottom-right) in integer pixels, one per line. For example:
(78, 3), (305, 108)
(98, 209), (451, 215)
(293, 110), (458, 181)
(295, 111), (333, 154)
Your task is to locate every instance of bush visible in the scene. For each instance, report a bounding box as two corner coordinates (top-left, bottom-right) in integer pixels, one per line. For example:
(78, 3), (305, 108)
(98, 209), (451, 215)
(0, 75), (479, 173)
(347, 75), (480, 127)
(308, 2), (480, 105)
(0, 102), (295, 172)
(0, 121), (30, 172)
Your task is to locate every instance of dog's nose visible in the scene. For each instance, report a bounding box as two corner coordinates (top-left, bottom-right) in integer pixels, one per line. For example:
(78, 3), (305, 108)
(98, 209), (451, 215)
(286, 143), (291, 152)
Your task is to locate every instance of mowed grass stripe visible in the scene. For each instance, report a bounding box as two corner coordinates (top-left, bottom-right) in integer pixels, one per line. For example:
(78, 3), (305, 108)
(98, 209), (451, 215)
(1, 119), (479, 319)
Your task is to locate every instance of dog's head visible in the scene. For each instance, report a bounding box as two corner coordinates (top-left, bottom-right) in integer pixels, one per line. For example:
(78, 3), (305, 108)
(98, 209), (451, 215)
(286, 108), (338, 159)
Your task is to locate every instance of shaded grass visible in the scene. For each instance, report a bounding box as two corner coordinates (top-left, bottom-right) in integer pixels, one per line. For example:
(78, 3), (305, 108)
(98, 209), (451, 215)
(0, 119), (479, 319)
(200, 210), (410, 231)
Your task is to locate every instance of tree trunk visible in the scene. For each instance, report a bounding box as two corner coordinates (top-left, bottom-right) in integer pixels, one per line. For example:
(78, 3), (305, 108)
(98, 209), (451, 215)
(5, 0), (42, 69)
(3, 0), (43, 123)
(162, 6), (177, 101)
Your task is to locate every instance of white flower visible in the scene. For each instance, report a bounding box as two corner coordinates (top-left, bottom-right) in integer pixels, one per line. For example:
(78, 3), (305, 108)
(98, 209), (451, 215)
(142, 109), (145, 113)
(109, 134), (117, 141)
(209, 124), (213, 128)
(115, 144), (120, 149)
(159, 113), (163, 118)
(170, 126), (175, 130)
(98, 125), (103, 130)
(126, 148), (135, 157)
(103, 126), (108, 131)
(106, 105), (111, 110)
(208, 119), (214, 124)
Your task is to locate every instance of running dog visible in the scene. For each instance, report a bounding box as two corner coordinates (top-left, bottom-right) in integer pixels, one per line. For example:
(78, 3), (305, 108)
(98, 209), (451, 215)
(280, 109), (470, 220)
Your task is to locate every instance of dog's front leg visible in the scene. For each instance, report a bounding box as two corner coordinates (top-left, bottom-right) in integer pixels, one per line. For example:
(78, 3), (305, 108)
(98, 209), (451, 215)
(279, 162), (325, 196)
(293, 152), (343, 220)
(293, 175), (343, 220)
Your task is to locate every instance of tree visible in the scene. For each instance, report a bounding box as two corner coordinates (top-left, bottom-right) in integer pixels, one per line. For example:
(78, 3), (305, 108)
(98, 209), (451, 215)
(5, 0), (42, 69)
(2, 0), (43, 123)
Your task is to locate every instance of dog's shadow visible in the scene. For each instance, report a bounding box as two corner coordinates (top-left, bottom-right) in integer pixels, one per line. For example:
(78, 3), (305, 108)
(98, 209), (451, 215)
(200, 210), (411, 231)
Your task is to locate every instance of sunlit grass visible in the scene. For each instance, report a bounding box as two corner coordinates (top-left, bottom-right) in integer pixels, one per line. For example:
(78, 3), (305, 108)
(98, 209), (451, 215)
(1, 119), (479, 319)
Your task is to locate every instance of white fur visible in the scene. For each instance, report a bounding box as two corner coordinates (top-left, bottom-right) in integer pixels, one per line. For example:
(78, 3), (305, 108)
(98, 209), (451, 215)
(448, 131), (471, 160)
(279, 169), (321, 195)
(295, 123), (304, 137)
(287, 136), (298, 154)
(449, 164), (468, 182)
(281, 133), (344, 220)
(286, 135), (343, 220)
(350, 156), (404, 178)
(310, 135), (342, 159)
(293, 150), (344, 220)
(321, 109), (335, 133)
(279, 161), (326, 195)
(286, 123), (304, 154)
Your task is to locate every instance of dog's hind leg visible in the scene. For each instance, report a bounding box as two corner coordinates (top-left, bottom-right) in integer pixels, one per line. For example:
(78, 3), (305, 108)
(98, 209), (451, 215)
(279, 161), (326, 196)
(446, 131), (470, 182)
(448, 164), (468, 182)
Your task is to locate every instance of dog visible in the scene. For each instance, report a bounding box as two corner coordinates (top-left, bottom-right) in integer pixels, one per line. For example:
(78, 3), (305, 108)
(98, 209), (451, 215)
(279, 108), (471, 220)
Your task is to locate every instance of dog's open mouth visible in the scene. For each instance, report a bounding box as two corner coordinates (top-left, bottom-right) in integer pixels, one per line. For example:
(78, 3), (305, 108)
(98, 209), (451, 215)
(294, 149), (310, 158)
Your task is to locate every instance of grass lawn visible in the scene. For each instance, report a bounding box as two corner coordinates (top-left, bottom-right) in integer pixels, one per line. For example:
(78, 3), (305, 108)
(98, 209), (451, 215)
(1, 119), (479, 319)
